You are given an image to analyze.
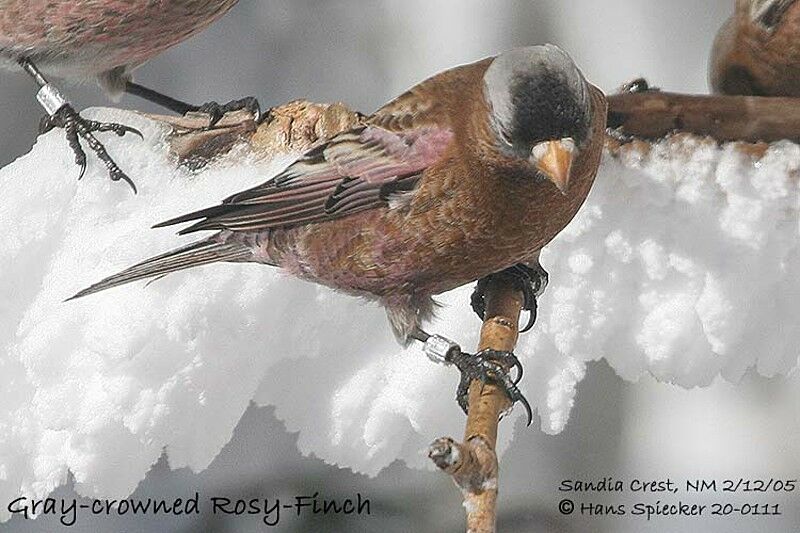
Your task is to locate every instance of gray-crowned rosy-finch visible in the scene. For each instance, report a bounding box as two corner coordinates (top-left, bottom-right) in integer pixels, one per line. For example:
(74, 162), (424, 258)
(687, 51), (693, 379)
(72, 45), (608, 423)
(711, 0), (800, 96)
(0, 0), (259, 191)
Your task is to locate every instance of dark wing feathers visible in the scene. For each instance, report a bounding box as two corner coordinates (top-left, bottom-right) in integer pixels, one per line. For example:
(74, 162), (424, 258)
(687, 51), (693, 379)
(155, 122), (454, 235)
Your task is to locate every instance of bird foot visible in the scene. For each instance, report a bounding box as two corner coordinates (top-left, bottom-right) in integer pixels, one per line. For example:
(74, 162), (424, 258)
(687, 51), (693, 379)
(471, 263), (549, 333)
(420, 335), (532, 426)
(193, 97), (262, 127)
(39, 105), (141, 192)
(452, 348), (532, 426)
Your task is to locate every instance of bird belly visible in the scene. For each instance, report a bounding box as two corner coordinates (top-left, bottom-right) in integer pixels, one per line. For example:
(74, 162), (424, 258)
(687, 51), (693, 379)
(255, 204), (569, 301)
(406, 181), (593, 296)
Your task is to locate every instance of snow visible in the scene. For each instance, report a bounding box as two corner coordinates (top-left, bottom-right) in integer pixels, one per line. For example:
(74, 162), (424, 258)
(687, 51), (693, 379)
(1, 109), (799, 519)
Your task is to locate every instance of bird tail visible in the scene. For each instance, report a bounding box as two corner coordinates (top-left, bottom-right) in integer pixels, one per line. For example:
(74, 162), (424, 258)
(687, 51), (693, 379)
(68, 239), (252, 300)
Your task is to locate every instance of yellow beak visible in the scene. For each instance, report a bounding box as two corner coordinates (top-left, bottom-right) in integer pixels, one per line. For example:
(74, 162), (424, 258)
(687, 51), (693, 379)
(531, 138), (576, 194)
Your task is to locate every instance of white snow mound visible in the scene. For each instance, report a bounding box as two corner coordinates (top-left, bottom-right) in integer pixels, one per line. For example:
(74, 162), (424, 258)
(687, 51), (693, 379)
(0, 109), (798, 517)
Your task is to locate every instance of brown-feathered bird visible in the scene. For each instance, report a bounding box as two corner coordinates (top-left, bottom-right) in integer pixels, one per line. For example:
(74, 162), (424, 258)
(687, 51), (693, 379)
(0, 0), (258, 190)
(72, 45), (607, 418)
(711, 0), (800, 95)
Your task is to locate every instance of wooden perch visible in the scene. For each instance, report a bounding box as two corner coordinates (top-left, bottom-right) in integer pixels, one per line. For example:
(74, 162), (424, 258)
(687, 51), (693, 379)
(607, 90), (800, 144)
(428, 273), (524, 533)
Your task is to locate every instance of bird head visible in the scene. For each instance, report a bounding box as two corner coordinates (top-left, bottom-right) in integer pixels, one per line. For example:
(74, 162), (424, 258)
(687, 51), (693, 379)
(483, 44), (592, 195)
(746, 0), (796, 31)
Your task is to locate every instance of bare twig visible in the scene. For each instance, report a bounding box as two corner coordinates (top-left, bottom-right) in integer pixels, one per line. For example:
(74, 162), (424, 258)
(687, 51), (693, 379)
(429, 273), (524, 533)
(607, 91), (800, 143)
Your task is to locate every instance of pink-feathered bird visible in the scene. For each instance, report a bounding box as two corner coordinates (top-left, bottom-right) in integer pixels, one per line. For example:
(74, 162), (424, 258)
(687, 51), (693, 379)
(72, 45), (608, 423)
(0, 0), (259, 190)
(711, 0), (800, 96)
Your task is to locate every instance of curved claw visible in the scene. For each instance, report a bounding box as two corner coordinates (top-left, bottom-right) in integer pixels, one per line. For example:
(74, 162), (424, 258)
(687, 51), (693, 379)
(512, 263), (547, 333)
(44, 105), (138, 191)
(237, 97), (262, 123)
(84, 119), (143, 140)
(451, 349), (529, 422)
(491, 360), (532, 425)
(478, 349), (524, 385)
(511, 263), (549, 296)
(196, 97), (262, 128)
(206, 109), (225, 129)
(471, 268), (542, 333)
(117, 125), (143, 140)
(515, 390), (533, 427)
(500, 349), (524, 385)
(512, 357), (523, 384)
(64, 122), (88, 181)
(470, 278), (488, 321)
(517, 269), (537, 333)
(110, 168), (138, 194)
(519, 302), (537, 334)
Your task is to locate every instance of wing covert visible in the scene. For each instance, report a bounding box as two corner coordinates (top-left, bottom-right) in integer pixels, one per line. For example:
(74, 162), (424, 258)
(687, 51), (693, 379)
(156, 124), (454, 234)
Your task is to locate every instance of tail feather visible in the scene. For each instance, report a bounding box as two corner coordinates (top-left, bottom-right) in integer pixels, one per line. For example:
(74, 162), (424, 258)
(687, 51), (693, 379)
(69, 239), (252, 300)
(151, 204), (234, 230)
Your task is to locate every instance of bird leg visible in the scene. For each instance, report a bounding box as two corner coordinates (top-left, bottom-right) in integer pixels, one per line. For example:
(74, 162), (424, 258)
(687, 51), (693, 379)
(125, 82), (262, 127)
(471, 262), (549, 333)
(19, 58), (140, 192)
(412, 328), (533, 426)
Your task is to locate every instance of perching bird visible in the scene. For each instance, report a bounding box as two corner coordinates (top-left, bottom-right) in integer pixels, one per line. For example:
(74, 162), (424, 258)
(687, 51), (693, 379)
(72, 45), (607, 421)
(711, 0), (800, 96)
(0, 0), (259, 191)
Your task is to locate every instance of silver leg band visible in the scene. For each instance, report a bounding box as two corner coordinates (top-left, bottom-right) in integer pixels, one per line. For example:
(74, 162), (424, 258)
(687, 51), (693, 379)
(422, 334), (459, 364)
(36, 84), (68, 116)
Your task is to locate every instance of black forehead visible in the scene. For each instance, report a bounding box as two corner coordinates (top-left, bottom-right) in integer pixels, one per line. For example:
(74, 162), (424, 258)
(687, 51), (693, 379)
(509, 70), (589, 143)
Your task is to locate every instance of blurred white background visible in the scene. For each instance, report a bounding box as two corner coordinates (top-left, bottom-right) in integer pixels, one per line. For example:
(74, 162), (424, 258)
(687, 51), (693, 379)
(2, 1), (798, 532)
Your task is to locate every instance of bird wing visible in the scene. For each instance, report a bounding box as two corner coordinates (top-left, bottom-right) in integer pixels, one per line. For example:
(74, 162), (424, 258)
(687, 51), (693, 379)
(154, 59), (486, 235)
(156, 119), (454, 235)
(156, 125), (452, 234)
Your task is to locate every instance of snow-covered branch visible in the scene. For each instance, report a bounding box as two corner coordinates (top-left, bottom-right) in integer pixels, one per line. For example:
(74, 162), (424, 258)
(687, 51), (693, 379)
(1, 101), (799, 523)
